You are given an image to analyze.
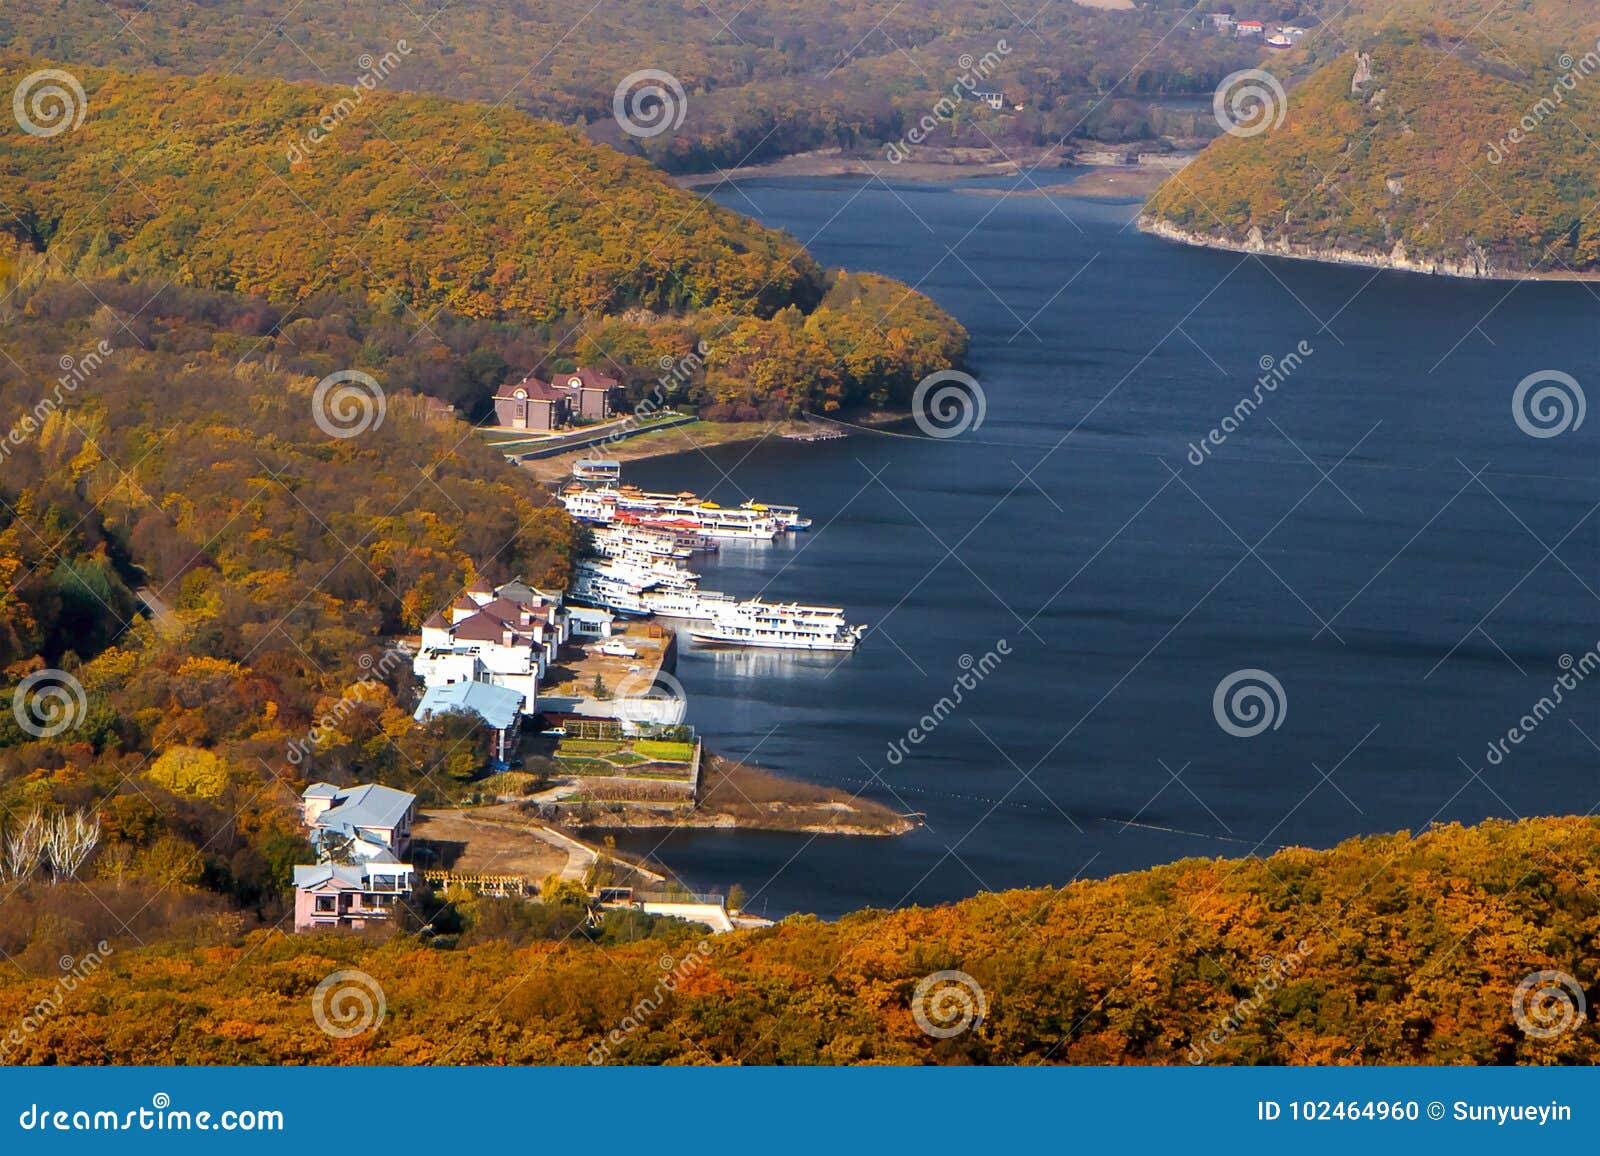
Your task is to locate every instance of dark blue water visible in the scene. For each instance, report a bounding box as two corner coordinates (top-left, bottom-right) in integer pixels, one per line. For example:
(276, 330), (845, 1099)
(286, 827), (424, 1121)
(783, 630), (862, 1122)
(620, 177), (1599, 920)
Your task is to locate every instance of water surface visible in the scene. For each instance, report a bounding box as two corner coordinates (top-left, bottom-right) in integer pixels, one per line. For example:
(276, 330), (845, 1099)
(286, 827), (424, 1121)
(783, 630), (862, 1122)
(619, 177), (1599, 920)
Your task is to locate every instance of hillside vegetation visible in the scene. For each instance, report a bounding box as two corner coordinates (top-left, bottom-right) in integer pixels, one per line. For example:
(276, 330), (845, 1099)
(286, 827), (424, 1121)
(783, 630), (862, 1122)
(0, 277), (597, 926)
(1143, 33), (1600, 277)
(1315, 0), (1600, 46)
(0, 64), (964, 416)
(0, 1), (1258, 170)
(1, 816), (1596, 1064)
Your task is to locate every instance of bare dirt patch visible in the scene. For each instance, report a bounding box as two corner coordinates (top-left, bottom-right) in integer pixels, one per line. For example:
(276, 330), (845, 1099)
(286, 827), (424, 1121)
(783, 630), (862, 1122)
(412, 805), (570, 879)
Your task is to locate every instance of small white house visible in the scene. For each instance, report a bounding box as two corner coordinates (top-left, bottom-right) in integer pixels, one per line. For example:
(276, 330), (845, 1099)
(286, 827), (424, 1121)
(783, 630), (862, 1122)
(566, 606), (615, 639)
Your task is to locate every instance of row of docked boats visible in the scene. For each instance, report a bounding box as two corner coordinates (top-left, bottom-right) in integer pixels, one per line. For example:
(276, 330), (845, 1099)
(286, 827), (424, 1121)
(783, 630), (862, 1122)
(561, 485), (812, 540)
(562, 463), (863, 651)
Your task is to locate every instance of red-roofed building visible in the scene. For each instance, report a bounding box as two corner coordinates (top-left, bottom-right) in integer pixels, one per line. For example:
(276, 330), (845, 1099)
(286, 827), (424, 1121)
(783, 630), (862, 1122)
(555, 368), (622, 422)
(493, 367), (622, 430)
(493, 375), (567, 431)
(414, 578), (570, 712)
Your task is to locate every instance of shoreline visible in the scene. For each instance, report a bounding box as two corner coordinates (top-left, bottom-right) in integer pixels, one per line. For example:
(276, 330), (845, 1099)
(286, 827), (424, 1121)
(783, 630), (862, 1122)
(519, 411), (913, 482)
(672, 145), (1192, 190)
(560, 755), (919, 839)
(1137, 216), (1600, 283)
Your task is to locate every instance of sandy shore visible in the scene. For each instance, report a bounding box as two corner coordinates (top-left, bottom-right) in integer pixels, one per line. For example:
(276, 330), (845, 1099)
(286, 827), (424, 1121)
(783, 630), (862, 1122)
(518, 417), (821, 483)
(519, 412), (910, 483)
(675, 146), (1078, 190)
(958, 166), (1174, 201)
(574, 755), (918, 837)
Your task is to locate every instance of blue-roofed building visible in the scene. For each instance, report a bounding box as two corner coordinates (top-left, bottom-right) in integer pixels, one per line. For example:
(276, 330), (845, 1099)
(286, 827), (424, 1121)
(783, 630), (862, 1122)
(301, 782), (417, 861)
(414, 680), (527, 763)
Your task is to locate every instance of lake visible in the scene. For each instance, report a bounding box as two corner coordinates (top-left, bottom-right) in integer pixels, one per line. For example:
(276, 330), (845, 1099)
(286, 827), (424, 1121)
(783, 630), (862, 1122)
(618, 175), (1599, 920)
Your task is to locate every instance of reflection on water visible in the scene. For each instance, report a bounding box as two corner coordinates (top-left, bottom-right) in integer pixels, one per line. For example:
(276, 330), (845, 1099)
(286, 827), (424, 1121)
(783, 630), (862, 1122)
(673, 628), (850, 680)
(615, 177), (1600, 920)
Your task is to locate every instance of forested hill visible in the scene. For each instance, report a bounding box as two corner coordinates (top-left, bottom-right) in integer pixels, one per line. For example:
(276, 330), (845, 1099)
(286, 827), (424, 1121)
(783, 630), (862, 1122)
(0, 64), (816, 320)
(1314, 0), (1600, 46)
(0, 0), (1259, 171)
(2, 815), (1596, 1064)
(1141, 32), (1600, 278)
(0, 63), (966, 417)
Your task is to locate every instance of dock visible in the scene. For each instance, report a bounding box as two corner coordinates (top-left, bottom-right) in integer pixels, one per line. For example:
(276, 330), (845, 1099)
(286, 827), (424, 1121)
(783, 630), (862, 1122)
(536, 619), (677, 720)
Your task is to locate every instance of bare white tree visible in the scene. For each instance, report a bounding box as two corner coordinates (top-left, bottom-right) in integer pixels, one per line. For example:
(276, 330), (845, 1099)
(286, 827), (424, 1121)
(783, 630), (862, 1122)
(4, 809), (47, 883)
(45, 810), (101, 882)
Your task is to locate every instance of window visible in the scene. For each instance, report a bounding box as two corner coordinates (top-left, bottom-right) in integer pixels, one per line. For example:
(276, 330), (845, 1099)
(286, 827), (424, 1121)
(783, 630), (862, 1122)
(314, 895), (336, 913)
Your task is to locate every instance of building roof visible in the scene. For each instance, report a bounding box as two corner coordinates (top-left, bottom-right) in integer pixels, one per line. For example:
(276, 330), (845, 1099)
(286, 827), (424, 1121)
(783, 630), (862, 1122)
(565, 606), (614, 625)
(423, 611), (450, 629)
(293, 860), (413, 889)
(494, 578), (541, 605)
(477, 597), (539, 626)
(314, 783), (416, 833)
(558, 367), (620, 392)
(303, 782), (341, 800)
(449, 610), (519, 643)
(496, 374), (565, 402)
(414, 680), (526, 730)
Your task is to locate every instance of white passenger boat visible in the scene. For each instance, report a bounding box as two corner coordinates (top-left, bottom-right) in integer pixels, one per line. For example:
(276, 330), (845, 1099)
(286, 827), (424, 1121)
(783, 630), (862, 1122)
(590, 525), (692, 560)
(572, 459), (622, 486)
(688, 600), (867, 651)
(624, 516), (719, 552)
(579, 557), (698, 591)
(561, 488), (618, 524)
(568, 572), (653, 617)
(740, 500), (813, 531)
(641, 588), (737, 619)
(651, 501), (782, 540)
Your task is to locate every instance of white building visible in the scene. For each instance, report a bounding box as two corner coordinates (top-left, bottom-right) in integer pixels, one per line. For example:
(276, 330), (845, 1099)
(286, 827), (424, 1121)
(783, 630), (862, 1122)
(414, 578), (571, 712)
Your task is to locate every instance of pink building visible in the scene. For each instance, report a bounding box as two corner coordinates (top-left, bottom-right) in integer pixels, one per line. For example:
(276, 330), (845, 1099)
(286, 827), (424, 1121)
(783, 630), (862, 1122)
(301, 782), (416, 860)
(292, 859), (416, 932)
